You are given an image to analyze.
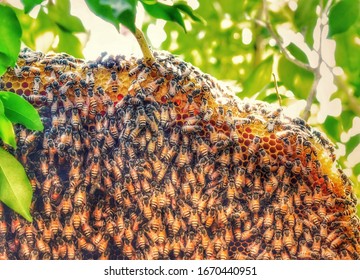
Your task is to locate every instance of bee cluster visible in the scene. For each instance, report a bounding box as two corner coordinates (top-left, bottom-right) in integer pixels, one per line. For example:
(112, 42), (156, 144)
(0, 48), (359, 260)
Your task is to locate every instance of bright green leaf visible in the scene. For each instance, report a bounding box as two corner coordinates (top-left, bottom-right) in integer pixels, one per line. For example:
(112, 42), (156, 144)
(55, 30), (84, 58)
(47, 0), (86, 33)
(85, 0), (120, 31)
(262, 93), (288, 104)
(21, 0), (44, 14)
(240, 56), (274, 97)
(334, 26), (360, 84)
(0, 91), (44, 131)
(287, 43), (309, 64)
(0, 99), (4, 115)
(341, 110), (355, 131)
(173, 1), (205, 23)
(278, 56), (314, 100)
(353, 162), (360, 176)
(323, 116), (341, 142)
(142, 1), (186, 32)
(346, 133), (360, 155)
(0, 148), (33, 222)
(100, 0), (138, 33)
(0, 5), (22, 76)
(0, 113), (16, 148)
(294, 0), (318, 46)
(328, 0), (359, 37)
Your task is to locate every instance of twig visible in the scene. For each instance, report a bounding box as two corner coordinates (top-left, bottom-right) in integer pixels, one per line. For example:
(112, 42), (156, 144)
(134, 27), (155, 65)
(302, 70), (321, 121)
(260, 0), (313, 72)
(272, 73), (282, 107)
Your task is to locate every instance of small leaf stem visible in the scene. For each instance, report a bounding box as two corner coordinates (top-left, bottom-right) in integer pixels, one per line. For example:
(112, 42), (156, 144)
(134, 27), (155, 65)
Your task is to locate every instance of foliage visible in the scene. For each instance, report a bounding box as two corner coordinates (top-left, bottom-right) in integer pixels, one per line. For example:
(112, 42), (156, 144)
(0, 90), (43, 222)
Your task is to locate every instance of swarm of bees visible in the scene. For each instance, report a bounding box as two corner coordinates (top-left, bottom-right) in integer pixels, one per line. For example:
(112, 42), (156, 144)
(0, 48), (359, 260)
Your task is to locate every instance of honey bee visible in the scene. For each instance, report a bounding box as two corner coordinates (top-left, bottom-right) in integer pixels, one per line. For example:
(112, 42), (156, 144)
(183, 95), (199, 116)
(294, 219), (303, 239)
(247, 155), (257, 174)
(298, 239), (318, 259)
(241, 228), (258, 242)
(58, 191), (73, 215)
(340, 249), (353, 260)
(249, 192), (260, 215)
(263, 225), (275, 243)
(248, 136), (261, 156)
(35, 233), (50, 254)
(145, 77), (164, 94)
(63, 216), (76, 240)
(321, 244), (338, 260)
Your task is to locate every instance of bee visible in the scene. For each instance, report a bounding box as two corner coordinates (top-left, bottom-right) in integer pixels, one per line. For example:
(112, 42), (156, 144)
(303, 228), (313, 245)
(18, 236), (31, 259)
(298, 239), (318, 259)
(145, 77), (164, 94)
(291, 158), (302, 175)
(247, 155), (257, 174)
(263, 225), (275, 243)
(35, 233), (50, 254)
(49, 212), (62, 236)
(183, 95), (199, 116)
(58, 191), (73, 215)
(201, 108), (213, 123)
(66, 240), (76, 260)
(321, 244), (338, 260)
(248, 136), (261, 156)
(294, 219), (303, 239)
(340, 249), (353, 260)
(241, 228), (259, 242)
(249, 192), (260, 215)
(282, 137), (293, 157)
(63, 216), (76, 240)
(172, 235), (183, 258)
(244, 236), (261, 257)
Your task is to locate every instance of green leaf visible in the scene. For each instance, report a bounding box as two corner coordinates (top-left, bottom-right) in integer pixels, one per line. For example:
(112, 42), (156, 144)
(85, 0), (137, 33)
(0, 113), (16, 148)
(341, 110), (355, 131)
(322, 116), (341, 142)
(262, 93), (288, 104)
(173, 1), (205, 23)
(346, 133), (360, 155)
(353, 162), (360, 176)
(0, 148), (33, 222)
(0, 91), (44, 131)
(47, 0), (86, 33)
(85, 0), (120, 31)
(101, 0), (138, 33)
(328, 0), (359, 37)
(55, 30), (84, 58)
(294, 0), (318, 46)
(287, 43), (309, 64)
(21, 0), (44, 14)
(277, 56), (314, 100)
(142, 1), (186, 32)
(240, 56), (274, 97)
(0, 5), (22, 76)
(0, 99), (4, 115)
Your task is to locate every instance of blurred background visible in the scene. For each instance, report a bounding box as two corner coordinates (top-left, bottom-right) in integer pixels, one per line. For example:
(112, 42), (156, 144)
(7, 0), (360, 212)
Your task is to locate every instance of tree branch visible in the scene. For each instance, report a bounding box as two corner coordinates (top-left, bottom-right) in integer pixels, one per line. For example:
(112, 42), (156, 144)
(260, 0), (313, 72)
(134, 28), (155, 65)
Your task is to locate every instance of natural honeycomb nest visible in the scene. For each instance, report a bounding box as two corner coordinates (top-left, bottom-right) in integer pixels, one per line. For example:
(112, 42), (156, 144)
(0, 48), (359, 260)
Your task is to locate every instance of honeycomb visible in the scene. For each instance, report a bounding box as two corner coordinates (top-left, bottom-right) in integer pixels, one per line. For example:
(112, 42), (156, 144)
(0, 48), (359, 260)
